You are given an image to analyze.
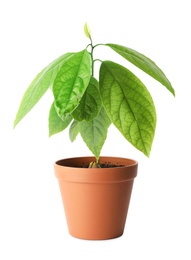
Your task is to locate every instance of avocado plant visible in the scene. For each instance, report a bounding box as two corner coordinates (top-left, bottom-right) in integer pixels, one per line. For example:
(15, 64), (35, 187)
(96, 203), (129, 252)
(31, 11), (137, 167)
(14, 23), (175, 166)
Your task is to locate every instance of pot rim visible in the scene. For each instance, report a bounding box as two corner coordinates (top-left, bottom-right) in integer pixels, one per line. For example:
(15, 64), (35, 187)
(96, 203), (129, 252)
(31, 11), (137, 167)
(54, 156), (138, 183)
(55, 156), (137, 166)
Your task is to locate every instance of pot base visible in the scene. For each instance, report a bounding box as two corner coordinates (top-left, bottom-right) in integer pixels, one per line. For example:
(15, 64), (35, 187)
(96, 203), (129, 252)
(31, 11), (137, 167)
(70, 232), (124, 240)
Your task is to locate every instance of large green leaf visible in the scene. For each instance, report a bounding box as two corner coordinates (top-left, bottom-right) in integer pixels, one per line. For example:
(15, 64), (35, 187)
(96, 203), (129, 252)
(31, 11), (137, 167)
(72, 77), (102, 121)
(48, 103), (72, 137)
(14, 52), (74, 127)
(79, 107), (111, 160)
(99, 61), (157, 157)
(53, 50), (91, 120)
(106, 43), (175, 96)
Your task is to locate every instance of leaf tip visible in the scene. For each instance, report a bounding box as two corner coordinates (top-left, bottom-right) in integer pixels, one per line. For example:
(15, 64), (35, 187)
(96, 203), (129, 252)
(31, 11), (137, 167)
(13, 117), (19, 129)
(167, 81), (175, 97)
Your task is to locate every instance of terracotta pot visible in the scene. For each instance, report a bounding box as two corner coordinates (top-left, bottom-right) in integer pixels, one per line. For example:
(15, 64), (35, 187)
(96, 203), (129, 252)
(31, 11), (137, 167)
(54, 156), (138, 240)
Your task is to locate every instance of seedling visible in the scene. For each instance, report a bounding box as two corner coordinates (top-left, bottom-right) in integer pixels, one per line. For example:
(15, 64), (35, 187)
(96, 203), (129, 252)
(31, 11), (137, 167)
(14, 23), (175, 165)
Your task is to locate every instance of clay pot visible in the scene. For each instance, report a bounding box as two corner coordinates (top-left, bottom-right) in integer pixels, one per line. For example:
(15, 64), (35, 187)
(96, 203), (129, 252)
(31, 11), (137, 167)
(54, 156), (138, 240)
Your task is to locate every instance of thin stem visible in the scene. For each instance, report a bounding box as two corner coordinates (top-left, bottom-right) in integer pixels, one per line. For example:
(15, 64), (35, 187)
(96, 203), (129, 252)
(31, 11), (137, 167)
(89, 43), (104, 76)
(96, 157), (100, 165)
(90, 40), (94, 76)
(93, 43), (105, 48)
(94, 59), (102, 63)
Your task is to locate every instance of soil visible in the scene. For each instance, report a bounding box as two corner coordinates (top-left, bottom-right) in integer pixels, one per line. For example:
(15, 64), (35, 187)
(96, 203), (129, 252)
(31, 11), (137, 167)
(97, 163), (124, 168)
(80, 163), (125, 168)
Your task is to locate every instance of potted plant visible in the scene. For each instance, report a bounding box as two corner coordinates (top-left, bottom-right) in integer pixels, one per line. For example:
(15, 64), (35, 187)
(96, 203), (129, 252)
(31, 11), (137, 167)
(14, 23), (175, 240)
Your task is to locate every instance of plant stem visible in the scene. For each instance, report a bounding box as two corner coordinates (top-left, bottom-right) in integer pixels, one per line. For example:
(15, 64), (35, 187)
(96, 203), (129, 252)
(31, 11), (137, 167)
(90, 39), (94, 76)
(89, 43), (104, 76)
(96, 157), (100, 165)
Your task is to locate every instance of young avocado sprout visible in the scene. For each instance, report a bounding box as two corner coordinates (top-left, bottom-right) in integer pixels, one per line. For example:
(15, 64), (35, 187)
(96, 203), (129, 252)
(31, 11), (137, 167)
(14, 23), (175, 169)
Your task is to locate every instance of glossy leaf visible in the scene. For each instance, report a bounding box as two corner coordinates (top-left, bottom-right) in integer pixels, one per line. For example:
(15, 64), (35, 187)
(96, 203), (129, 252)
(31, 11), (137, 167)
(79, 107), (111, 160)
(99, 61), (157, 157)
(53, 50), (91, 120)
(48, 103), (72, 137)
(14, 52), (74, 127)
(72, 77), (102, 121)
(106, 43), (175, 96)
(69, 120), (80, 142)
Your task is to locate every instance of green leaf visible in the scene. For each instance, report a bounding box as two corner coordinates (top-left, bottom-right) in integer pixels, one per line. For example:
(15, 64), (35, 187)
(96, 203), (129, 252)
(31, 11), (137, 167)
(84, 22), (91, 40)
(106, 43), (175, 96)
(69, 120), (80, 142)
(79, 107), (111, 160)
(53, 50), (91, 120)
(99, 61), (157, 157)
(72, 77), (102, 121)
(49, 103), (72, 137)
(14, 52), (74, 127)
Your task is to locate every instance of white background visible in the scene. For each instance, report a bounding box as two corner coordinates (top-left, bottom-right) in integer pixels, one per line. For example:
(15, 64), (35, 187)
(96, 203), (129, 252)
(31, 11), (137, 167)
(0, 0), (190, 259)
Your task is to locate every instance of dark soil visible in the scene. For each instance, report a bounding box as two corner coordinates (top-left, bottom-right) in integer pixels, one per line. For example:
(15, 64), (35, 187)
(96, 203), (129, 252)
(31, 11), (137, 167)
(98, 163), (124, 168)
(80, 163), (125, 168)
